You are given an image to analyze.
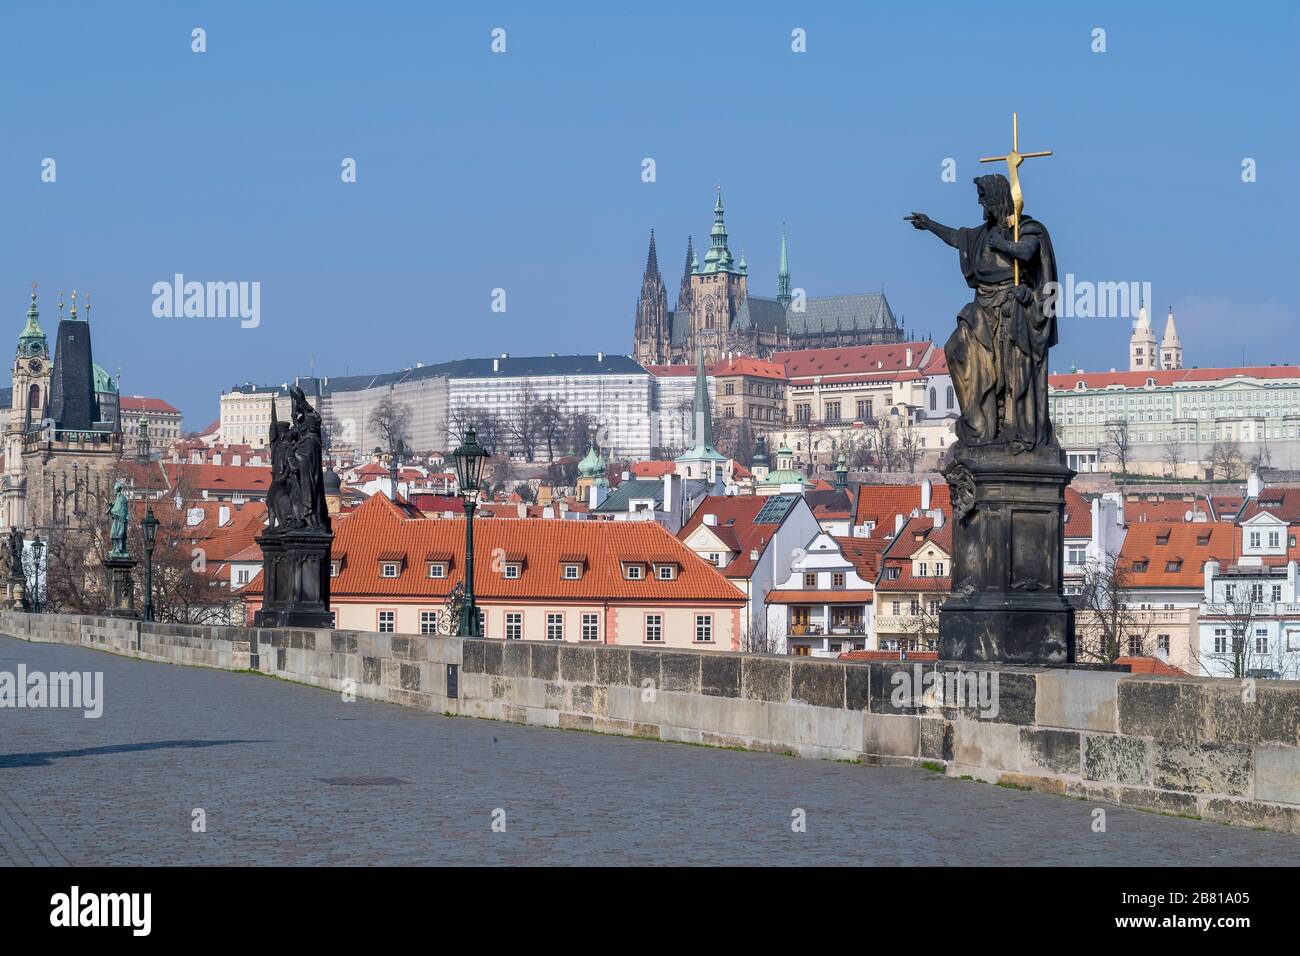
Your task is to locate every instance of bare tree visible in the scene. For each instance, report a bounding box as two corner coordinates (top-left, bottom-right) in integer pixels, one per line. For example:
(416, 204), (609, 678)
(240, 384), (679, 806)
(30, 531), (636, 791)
(897, 429), (924, 474)
(1075, 560), (1155, 663)
(738, 616), (782, 655)
(1209, 439), (1244, 482)
(1100, 420), (1133, 475)
(1162, 435), (1185, 478)
(372, 393), (411, 458)
(449, 405), (505, 457)
(1247, 443), (1272, 475)
(867, 416), (898, 472)
(502, 385), (543, 461)
(534, 396), (569, 463)
(1193, 580), (1299, 680)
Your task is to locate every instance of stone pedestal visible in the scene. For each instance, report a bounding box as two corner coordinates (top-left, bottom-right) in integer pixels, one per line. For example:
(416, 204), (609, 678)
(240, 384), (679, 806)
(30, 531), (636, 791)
(6, 577), (24, 611)
(253, 531), (334, 628)
(105, 555), (138, 619)
(938, 442), (1076, 665)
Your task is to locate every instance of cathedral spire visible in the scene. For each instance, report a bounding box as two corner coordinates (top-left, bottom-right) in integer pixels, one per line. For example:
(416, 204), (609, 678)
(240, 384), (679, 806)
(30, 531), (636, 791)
(682, 235), (695, 280)
(644, 229), (661, 280)
(777, 224), (792, 308)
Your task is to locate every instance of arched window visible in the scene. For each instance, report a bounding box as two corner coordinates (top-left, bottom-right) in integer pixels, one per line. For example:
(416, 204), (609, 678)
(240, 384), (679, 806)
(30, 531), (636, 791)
(929, 388), (937, 411)
(946, 385), (954, 408)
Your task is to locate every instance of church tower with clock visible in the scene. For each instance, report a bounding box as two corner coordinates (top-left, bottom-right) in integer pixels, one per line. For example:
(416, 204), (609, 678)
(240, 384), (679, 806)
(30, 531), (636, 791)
(3, 288), (51, 528)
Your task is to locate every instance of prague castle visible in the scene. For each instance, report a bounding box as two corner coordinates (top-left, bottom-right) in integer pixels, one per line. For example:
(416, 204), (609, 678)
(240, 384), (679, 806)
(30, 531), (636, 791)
(633, 190), (904, 366)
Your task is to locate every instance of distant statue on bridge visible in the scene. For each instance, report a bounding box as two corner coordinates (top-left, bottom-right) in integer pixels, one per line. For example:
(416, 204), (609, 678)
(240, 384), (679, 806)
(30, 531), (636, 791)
(265, 386), (331, 535)
(107, 482), (130, 557)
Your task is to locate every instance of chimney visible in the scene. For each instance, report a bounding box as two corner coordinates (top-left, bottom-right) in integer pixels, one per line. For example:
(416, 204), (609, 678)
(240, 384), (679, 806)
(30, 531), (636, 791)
(218, 505), (231, 527)
(621, 471), (630, 482)
(920, 478), (931, 511)
(597, 351), (604, 362)
(543, 506), (555, 519)
(905, 347), (913, 367)
(174, 495), (183, 510)
(493, 358), (499, 372)
(662, 472), (675, 512)
(895, 513), (905, 535)
(516, 503), (527, 518)
(703, 513), (717, 527)
(932, 509), (944, 529)
(1204, 559), (1219, 601)
(1247, 472), (1262, 499)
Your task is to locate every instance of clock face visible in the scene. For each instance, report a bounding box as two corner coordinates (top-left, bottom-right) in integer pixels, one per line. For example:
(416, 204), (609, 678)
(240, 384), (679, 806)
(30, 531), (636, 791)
(27, 359), (42, 373)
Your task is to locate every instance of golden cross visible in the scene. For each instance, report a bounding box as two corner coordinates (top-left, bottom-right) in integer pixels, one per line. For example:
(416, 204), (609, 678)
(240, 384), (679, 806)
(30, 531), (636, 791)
(979, 112), (1052, 284)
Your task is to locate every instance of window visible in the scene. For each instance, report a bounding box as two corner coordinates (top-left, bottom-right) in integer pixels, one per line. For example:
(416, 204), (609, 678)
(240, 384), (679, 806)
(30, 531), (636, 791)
(1127, 634), (1143, 656)
(504, 563), (521, 579)
(1157, 634), (1170, 654)
(804, 572), (817, 588)
(935, 562), (945, 577)
(546, 613), (564, 641)
(1249, 532), (1261, 548)
(581, 613), (599, 641)
(1250, 583), (1264, 603)
(884, 567), (900, 580)
(420, 610), (439, 635)
(1067, 546), (1087, 565)
(505, 612), (523, 640)
(1214, 628), (1228, 654)
(919, 562), (929, 577)
(795, 403), (811, 422)
(428, 563), (447, 579)
(645, 614), (663, 643)
(1287, 630), (1300, 652)
(657, 564), (676, 581)
(378, 610), (395, 633)
(236, 568), (250, 585)
(891, 601), (901, 615)
(1272, 584), (1283, 602)
(563, 564), (580, 580)
(824, 401), (841, 422)
(1165, 560), (1183, 573)
(380, 562), (400, 578)
(694, 614), (713, 643)
(832, 572), (845, 589)
(1255, 634), (1269, 654)
(1269, 531), (1281, 548)
(625, 564), (644, 580)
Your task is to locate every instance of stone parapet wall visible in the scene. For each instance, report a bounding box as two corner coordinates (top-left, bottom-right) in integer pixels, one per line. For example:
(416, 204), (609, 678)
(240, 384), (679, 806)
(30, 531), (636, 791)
(3, 612), (1297, 834)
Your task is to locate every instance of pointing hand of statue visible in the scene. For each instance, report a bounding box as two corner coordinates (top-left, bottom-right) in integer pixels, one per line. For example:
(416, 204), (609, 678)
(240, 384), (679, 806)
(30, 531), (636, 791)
(906, 212), (930, 230)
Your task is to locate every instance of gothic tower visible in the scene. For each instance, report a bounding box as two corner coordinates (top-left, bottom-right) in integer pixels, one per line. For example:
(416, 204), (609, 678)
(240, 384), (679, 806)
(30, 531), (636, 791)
(4, 288), (51, 528)
(1129, 305), (1158, 372)
(685, 188), (748, 364)
(675, 236), (695, 346)
(776, 225), (792, 309)
(632, 230), (670, 366)
(1160, 307), (1183, 370)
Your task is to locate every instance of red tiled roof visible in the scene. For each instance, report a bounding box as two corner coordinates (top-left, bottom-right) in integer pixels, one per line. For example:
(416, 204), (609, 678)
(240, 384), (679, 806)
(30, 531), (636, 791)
(678, 495), (790, 579)
(839, 650), (939, 662)
(120, 396), (182, 415)
(242, 492), (742, 603)
(854, 482), (951, 534)
(1064, 487), (1092, 538)
(161, 461), (271, 493)
(877, 516), (953, 591)
(1115, 656), (1189, 676)
(1124, 496), (1216, 524)
(711, 356), (786, 380)
(1117, 522), (1239, 588)
(1050, 366), (1300, 390)
(774, 341), (934, 383)
(1240, 487), (1300, 523)
(833, 536), (890, 580)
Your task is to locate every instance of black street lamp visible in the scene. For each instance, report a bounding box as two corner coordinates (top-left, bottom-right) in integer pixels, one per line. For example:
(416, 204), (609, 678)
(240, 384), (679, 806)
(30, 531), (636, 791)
(29, 535), (43, 613)
(451, 427), (489, 637)
(142, 505), (160, 622)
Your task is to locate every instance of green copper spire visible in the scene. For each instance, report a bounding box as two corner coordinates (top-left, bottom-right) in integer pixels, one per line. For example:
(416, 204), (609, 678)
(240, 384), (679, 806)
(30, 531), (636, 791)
(700, 187), (737, 275)
(18, 285), (48, 357)
(675, 345), (727, 470)
(776, 224), (792, 308)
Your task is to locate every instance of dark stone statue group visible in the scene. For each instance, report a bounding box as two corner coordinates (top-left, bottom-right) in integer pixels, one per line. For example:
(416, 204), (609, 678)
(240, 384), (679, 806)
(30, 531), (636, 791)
(267, 385), (331, 535)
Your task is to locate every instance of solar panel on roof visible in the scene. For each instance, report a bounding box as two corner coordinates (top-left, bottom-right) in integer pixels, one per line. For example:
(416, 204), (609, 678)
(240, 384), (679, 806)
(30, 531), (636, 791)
(755, 494), (796, 524)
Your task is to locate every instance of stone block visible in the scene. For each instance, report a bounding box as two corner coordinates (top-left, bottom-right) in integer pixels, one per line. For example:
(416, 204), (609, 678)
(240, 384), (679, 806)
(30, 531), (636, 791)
(919, 717), (953, 761)
(867, 662), (921, 715)
(1152, 742), (1252, 796)
(1018, 727), (1080, 776)
(502, 641), (531, 678)
(1200, 798), (1300, 835)
(701, 655), (741, 698)
(1083, 734), (1150, 786)
(1117, 678), (1208, 743)
(845, 663), (870, 711)
(462, 640), (485, 674)
(742, 656), (791, 703)
(863, 713), (920, 758)
(791, 660), (845, 709)
(399, 663), (421, 691)
(1206, 683), (1300, 747)
(1034, 669), (1120, 733)
(1116, 786), (1199, 817)
(660, 651), (701, 693)
(530, 643), (559, 681)
(946, 668), (1036, 725)
(629, 648), (661, 691)
(1255, 745), (1300, 805)
(558, 644), (595, 683)
(952, 720), (1021, 772)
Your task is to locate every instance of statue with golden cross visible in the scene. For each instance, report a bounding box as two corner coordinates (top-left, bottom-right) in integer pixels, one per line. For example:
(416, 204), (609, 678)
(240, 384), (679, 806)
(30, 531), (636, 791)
(904, 113), (1060, 453)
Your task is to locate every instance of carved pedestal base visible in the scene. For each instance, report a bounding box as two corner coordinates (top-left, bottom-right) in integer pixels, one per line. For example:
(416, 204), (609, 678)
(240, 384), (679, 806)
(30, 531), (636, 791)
(253, 531), (334, 628)
(104, 555), (138, 619)
(6, 576), (24, 611)
(939, 442), (1076, 666)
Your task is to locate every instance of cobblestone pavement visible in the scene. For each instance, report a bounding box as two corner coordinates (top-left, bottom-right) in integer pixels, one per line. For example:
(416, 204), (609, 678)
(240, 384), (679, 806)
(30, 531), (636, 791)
(1, 636), (1297, 866)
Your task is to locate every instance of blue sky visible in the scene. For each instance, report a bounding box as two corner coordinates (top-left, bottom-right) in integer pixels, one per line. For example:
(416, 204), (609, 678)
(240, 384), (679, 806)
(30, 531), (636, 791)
(1, 1), (1296, 426)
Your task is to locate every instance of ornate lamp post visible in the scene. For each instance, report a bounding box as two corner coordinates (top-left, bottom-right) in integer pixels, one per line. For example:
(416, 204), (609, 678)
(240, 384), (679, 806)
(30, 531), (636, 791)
(29, 535), (43, 613)
(452, 427), (489, 637)
(142, 505), (159, 622)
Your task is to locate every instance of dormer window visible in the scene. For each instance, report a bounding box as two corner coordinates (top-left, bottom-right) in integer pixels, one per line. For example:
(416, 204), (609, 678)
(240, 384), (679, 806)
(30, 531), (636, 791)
(330, 561), (341, 578)
(885, 566), (900, 580)
(503, 563), (521, 580)
(656, 563), (677, 581)
(427, 562), (447, 579)
(380, 562), (400, 578)
(625, 563), (644, 580)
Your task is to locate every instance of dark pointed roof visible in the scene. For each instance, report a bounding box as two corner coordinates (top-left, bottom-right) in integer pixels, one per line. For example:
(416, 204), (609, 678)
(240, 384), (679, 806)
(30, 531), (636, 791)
(644, 229), (661, 280)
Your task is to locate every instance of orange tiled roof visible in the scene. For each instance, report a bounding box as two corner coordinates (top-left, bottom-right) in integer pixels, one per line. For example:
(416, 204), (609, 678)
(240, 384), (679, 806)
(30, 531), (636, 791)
(1125, 496), (1217, 524)
(678, 495), (789, 579)
(854, 482), (951, 534)
(243, 493), (742, 603)
(712, 356), (786, 380)
(877, 516), (952, 591)
(1240, 487), (1300, 523)
(833, 536), (890, 580)
(767, 589), (875, 605)
(839, 650), (939, 662)
(774, 341), (934, 383)
(120, 396), (182, 415)
(1064, 487), (1092, 538)
(1117, 521), (1239, 588)
(1115, 656), (1189, 676)
(161, 461), (271, 493)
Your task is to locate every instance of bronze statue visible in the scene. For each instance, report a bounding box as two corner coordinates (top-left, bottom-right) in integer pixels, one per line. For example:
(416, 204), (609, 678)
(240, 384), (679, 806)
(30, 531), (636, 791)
(907, 172), (1058, 453)
(107, 481), (130, 556)
(4, 527), (23, 580)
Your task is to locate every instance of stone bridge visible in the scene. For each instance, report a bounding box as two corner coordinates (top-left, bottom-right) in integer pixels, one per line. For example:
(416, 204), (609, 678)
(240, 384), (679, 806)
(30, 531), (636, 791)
(1, 612), (1298, 865)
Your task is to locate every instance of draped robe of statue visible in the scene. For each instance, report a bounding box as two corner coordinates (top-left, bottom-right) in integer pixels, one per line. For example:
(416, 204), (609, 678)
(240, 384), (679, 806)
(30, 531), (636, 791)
(944, 215), (1058, 451)
(288, 388), (331, 533)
